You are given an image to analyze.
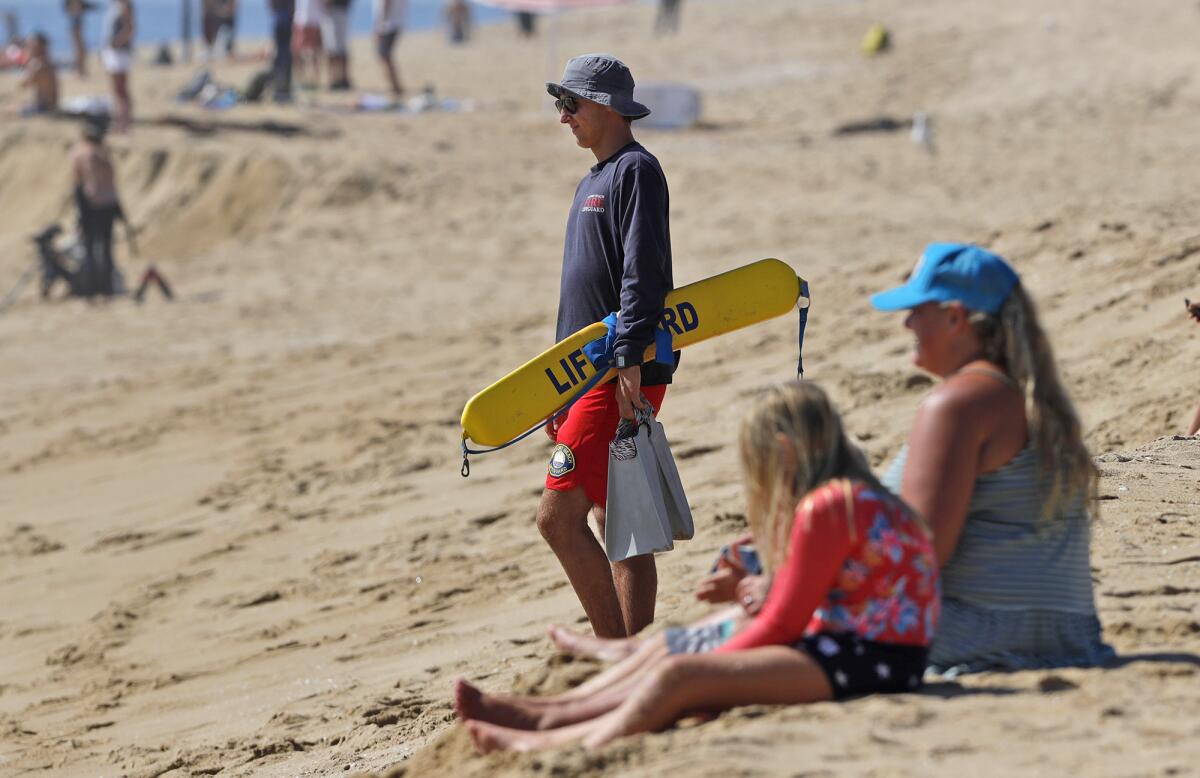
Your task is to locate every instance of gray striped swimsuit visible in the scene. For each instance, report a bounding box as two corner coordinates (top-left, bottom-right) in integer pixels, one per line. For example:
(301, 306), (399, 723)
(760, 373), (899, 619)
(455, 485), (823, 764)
(883, 445), (1113, 675)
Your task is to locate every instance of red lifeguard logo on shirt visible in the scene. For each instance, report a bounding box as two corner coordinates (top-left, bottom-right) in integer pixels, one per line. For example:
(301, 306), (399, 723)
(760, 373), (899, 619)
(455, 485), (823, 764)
(581, 194), (606, 213)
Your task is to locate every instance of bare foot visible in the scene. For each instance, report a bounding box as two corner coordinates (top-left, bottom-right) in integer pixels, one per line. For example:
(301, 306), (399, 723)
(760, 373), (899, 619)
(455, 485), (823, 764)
(547, 624), (637, 663)
(465, 719), (543, 754)
(453, 679), (541, 729)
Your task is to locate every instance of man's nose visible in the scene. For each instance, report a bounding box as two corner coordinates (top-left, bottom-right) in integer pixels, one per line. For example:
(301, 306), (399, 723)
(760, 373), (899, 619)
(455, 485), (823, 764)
(559, 110), (572, 124)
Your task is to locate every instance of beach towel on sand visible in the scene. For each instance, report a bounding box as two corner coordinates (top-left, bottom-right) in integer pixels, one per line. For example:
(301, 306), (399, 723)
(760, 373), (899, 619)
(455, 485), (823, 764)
(604, 403), (693, 562)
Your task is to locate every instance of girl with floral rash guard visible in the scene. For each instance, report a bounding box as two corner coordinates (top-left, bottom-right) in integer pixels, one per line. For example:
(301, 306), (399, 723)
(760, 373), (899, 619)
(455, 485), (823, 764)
(453, 383), (940, 754)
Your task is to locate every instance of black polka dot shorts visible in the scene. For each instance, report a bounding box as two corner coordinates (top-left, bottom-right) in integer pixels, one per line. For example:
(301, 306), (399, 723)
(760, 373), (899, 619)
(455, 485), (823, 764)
(799, 632), (929, 700)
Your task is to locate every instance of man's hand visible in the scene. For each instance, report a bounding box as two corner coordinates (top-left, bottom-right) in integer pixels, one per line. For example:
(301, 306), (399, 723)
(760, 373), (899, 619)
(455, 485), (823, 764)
(615, 364), (647, 420)
(544, 413), (563, 442)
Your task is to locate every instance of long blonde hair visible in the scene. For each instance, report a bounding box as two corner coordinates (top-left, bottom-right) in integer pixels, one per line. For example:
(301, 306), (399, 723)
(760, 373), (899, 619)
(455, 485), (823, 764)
(969, 282), (1097, 515)
(738, 382), (897, 573)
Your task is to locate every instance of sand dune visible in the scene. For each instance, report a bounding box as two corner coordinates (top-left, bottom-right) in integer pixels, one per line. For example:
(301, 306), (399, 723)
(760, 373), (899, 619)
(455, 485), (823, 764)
(0, 0), (1198, 775)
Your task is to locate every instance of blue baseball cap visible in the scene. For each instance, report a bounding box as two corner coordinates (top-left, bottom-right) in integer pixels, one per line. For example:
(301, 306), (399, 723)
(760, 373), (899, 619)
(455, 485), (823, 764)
(870, 243), (1019, 314)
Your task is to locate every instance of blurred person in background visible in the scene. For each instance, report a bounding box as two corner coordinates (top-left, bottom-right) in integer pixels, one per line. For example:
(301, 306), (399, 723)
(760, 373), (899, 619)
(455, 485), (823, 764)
(292, 0), (324, 95)
(218, 0), (238, 57)
(324, 0), (351, 90)
(269, 0), (294, 102)
(515, 10), (535, 37)
(373, 0), (405, 99)
(654, 0), (681, 35)
(444, 0), (470, 45)
(202, 0), (237, 61)
(102, 0), (135, 132)
(64, 0), (93, 76)
(71, 121), (129, 298)
(20, 32), (58, 115)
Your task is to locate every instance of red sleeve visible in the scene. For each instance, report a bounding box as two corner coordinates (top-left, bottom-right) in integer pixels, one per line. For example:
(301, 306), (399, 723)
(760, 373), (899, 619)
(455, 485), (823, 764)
(716, 483), (855, 653)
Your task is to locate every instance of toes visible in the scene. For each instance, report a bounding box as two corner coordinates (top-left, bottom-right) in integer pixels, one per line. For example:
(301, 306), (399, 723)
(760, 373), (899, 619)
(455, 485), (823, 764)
(453, 678), (481, 721)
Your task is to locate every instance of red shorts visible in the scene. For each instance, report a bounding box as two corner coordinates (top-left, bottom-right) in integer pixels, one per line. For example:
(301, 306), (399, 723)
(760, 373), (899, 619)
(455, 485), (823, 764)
(545, 383), (667, 509)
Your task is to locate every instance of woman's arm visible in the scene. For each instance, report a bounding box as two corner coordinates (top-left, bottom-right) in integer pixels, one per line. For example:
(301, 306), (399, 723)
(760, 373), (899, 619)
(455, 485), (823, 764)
(716, 486), (852, 653)
(900, 385), (988, 566)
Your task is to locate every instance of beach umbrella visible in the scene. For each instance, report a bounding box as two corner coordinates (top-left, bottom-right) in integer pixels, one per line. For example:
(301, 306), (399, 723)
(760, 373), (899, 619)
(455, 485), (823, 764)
(470, 0), (636, 88)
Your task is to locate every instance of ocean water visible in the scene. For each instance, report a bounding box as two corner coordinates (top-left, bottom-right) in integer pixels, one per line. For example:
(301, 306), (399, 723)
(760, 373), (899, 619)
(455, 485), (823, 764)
(2, 0), (511, 57)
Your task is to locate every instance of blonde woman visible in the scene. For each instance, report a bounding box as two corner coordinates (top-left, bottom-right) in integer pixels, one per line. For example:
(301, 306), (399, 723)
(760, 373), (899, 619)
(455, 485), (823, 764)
(872, 242), (1113, 673)
(455, 383), (939, 753)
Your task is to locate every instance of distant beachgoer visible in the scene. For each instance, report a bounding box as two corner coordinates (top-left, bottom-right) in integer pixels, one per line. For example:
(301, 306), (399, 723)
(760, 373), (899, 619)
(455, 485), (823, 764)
(102, 0), (135, 133)
(269, 0), (294, 102)
(201, 0), (221, 61)
(454, 383), (939, 753)
(515, 10), (535, 37)
(64, 0), (92, 76)
(219, 0), (238, 56)
(71, 121), (128, 298)
(323, 0), (351, 90)
(20, 32), (59, 115)
(373, 0), (406, 98)
(538, 54), (675, 639)
(1186, 299), (1200, 436)
(201, 0), (236, 61)
(872, 243), (1113, 674)
(292, 0), (324, 93)
(654, 0), (682, 35)
(444, 0), (470, 45)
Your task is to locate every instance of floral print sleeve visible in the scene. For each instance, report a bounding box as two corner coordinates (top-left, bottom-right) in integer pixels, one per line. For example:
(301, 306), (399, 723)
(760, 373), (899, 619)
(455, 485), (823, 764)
(717, 480), (940, 655)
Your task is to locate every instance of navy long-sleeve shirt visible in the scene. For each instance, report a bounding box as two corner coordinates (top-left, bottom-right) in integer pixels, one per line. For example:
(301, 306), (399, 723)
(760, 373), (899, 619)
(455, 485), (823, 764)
(556, 141), (677, 385)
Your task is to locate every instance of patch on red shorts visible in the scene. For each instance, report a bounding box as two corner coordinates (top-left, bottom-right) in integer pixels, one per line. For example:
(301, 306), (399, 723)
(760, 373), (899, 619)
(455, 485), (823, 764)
(548, 444), (576, 477)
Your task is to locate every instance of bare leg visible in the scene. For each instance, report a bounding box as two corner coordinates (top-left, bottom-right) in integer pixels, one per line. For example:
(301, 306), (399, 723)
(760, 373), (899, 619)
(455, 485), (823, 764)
(592, 505), (656, 635)
(465, 647), (834, 753)
(455, 636), (671, 729)
(381, 53), (403, 97)
(1188, 402), (1200, 436)
(545, 631), (669, 701)
(111, 72), (131, 133)
(547, 623), (641, 662)
(537, 488), (626, 638)
(456, 669), (641, 731)
(548, 604), (746, 662)
(72, 30), (87, 76)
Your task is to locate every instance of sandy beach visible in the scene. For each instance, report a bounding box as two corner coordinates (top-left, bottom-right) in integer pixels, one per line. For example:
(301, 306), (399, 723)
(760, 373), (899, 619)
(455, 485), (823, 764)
(1, 0), (1198, 775)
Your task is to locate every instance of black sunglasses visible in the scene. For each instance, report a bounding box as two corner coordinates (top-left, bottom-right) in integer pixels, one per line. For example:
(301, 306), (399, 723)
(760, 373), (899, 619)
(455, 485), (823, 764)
(554, 94), (579, 115)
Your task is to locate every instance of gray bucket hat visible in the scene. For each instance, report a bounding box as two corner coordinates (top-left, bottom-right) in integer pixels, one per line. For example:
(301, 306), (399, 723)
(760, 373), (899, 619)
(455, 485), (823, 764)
(546, 53), (651, 120)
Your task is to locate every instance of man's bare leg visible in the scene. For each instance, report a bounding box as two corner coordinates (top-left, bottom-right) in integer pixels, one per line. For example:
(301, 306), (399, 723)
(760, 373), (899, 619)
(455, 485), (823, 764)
(537, 487), (626, 638)
(592, 505), (656, 635)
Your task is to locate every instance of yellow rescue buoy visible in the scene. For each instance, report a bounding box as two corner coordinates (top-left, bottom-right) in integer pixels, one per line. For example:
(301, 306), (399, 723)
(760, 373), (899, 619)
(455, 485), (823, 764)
(461, 258), (808, 447)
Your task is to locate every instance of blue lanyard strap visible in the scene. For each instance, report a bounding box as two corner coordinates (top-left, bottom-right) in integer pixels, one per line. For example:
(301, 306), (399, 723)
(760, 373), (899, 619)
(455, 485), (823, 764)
(797, 279), (810, 379)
